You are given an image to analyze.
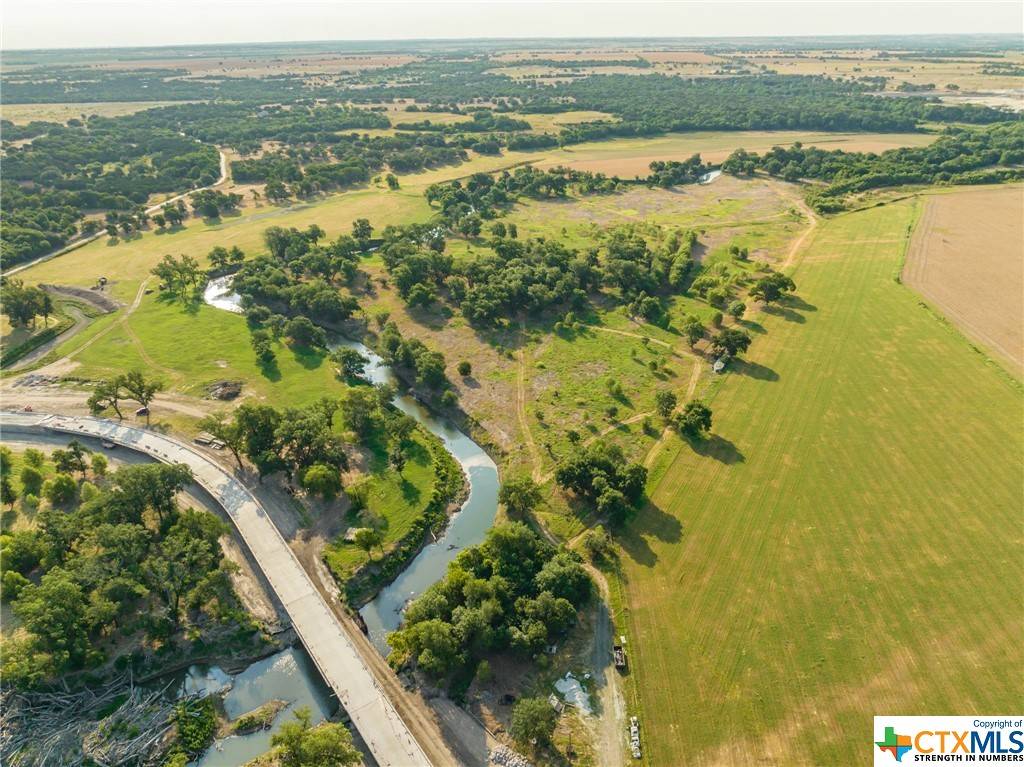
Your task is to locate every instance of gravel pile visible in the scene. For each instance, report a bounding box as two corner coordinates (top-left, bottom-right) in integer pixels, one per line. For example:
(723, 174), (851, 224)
(490, 745), (533, 767)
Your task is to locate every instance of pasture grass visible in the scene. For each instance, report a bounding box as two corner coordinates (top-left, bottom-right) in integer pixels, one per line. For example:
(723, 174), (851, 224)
(613, 198), (1024, 766)
(65, 293), (344, 408)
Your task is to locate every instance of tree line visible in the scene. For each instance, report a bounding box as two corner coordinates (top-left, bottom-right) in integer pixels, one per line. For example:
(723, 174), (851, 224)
(723, 121), (1024, 212)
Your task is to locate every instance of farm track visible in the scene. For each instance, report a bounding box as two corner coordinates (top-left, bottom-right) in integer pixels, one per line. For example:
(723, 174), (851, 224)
(516, 321), (544, 481)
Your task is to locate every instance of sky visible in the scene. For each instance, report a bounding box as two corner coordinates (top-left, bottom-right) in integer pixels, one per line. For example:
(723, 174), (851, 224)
(2, 0), (1022, 51)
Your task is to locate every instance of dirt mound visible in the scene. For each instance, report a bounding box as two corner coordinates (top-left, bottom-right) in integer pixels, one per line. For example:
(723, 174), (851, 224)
(206, 380), (242, 400)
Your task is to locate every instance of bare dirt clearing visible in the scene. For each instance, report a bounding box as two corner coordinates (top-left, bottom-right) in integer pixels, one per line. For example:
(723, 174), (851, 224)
(903, 185), (1024, 375)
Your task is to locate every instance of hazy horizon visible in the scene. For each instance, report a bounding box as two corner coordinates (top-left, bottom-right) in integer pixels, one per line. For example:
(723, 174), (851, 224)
(3, 1), (1023, 52)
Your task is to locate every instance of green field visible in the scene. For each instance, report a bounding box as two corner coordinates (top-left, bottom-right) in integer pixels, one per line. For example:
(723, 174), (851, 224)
(615, 198), (1024, 765)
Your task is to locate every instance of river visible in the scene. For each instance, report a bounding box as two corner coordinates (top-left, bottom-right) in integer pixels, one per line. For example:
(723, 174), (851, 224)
(198, 276), (500, 763)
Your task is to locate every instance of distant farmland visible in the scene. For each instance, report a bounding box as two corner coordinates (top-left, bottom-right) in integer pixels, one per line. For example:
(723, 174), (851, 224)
(616, 198), (1024, 766)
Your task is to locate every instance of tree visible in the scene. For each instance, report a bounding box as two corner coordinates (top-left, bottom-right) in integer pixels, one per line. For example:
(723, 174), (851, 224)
(23, 448), (45, 469)
(510, 697), (557, 747)
(457, 360), (472, 377)
(121, 370), (164, 425)
(676, 400), (713, 437)
(284, 316), (325, 348)
(385, 173), (400, 190)
(302, 464), (342, 501)
(13, 568), (91, 673)
(145, 509), (226, 629)
(710, 328), (752, 357)
(535, 551), (591, 603)
(1, 477), (16, 509)
(52, 440), (89, 477)
(152, 254), (201, 298)
(198, 413), (246, 471)
(596, 486), (630, 525)
(750, 272), (796, 304)
(39, 293), (54, 326)
(235, 404), (285, 480)
(728, 300), (746, 320)
(42, 473), (77, 507)
(352, 218), (373, 250)
(388, 441), (406, 476)
(87, 376), (126, 420)
(499, 476), (543, 517)
(581, 524), (614, 562)
(109, 463), (193, 529)
(19, 465), (44, 497)
(681, 314), (704, 347)
(654, 390), (677, 420)
(331, 347), (368, 381)
(90, 453), (108, 478)
(271, 707), (361, 767)
(353, 527), (384, 560)
(0, 280), (47, 328)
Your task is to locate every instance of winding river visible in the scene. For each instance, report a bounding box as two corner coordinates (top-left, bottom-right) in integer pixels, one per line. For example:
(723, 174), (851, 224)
(195, 277), (499, 762)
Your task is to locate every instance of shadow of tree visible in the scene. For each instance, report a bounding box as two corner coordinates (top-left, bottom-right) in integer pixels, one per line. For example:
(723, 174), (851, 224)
(763, 304), (805, 323)
(258, 357), (281, 382)
(784, 294), (817, 312)
(290, 344), (326, 370)
(731, 358), (779, 382)
(616, 499), (683, 567)
(400, 477), (421, 504)
(690, 433), (745, 464)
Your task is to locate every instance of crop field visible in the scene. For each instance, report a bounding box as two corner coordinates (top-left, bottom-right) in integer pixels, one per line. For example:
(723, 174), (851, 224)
(529, 130), (938, 177)
(613, 198), (1024, 766)
(902, 184), (1024, 375)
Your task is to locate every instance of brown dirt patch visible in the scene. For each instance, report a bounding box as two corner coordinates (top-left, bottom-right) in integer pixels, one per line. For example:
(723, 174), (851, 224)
(903, 185), (1024, 375)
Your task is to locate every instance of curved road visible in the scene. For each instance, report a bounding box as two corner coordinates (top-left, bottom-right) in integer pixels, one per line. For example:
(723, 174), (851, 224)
(0, 410), (432, 767)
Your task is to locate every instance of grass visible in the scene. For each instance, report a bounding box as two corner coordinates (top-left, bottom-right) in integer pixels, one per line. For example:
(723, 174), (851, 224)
(323, 431), (437, 578)
(19, 187), (431, 302)
(0, 101), (197, 124)
(523, 320), (692, 474)
(614, 197), (1024, 766)
(63, 294), (344, 408)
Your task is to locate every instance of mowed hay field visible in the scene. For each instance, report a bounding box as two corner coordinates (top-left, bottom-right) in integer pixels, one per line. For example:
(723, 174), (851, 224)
(532, 131), (937, 178)
(903, 185), (1024, 376)
(616, 199), (1024, 766)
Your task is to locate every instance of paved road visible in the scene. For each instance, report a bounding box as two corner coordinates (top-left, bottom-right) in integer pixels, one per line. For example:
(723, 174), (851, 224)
(0, 411), (432, 767)
(4, 150), (229, 278)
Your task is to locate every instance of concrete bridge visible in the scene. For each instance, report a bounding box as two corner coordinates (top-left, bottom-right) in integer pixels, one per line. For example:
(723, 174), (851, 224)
(1, 411), (433, 767)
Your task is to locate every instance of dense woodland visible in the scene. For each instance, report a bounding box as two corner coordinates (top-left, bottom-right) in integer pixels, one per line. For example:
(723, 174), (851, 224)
(388, 522), (592, 693)
(0, 446), (254, 689)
